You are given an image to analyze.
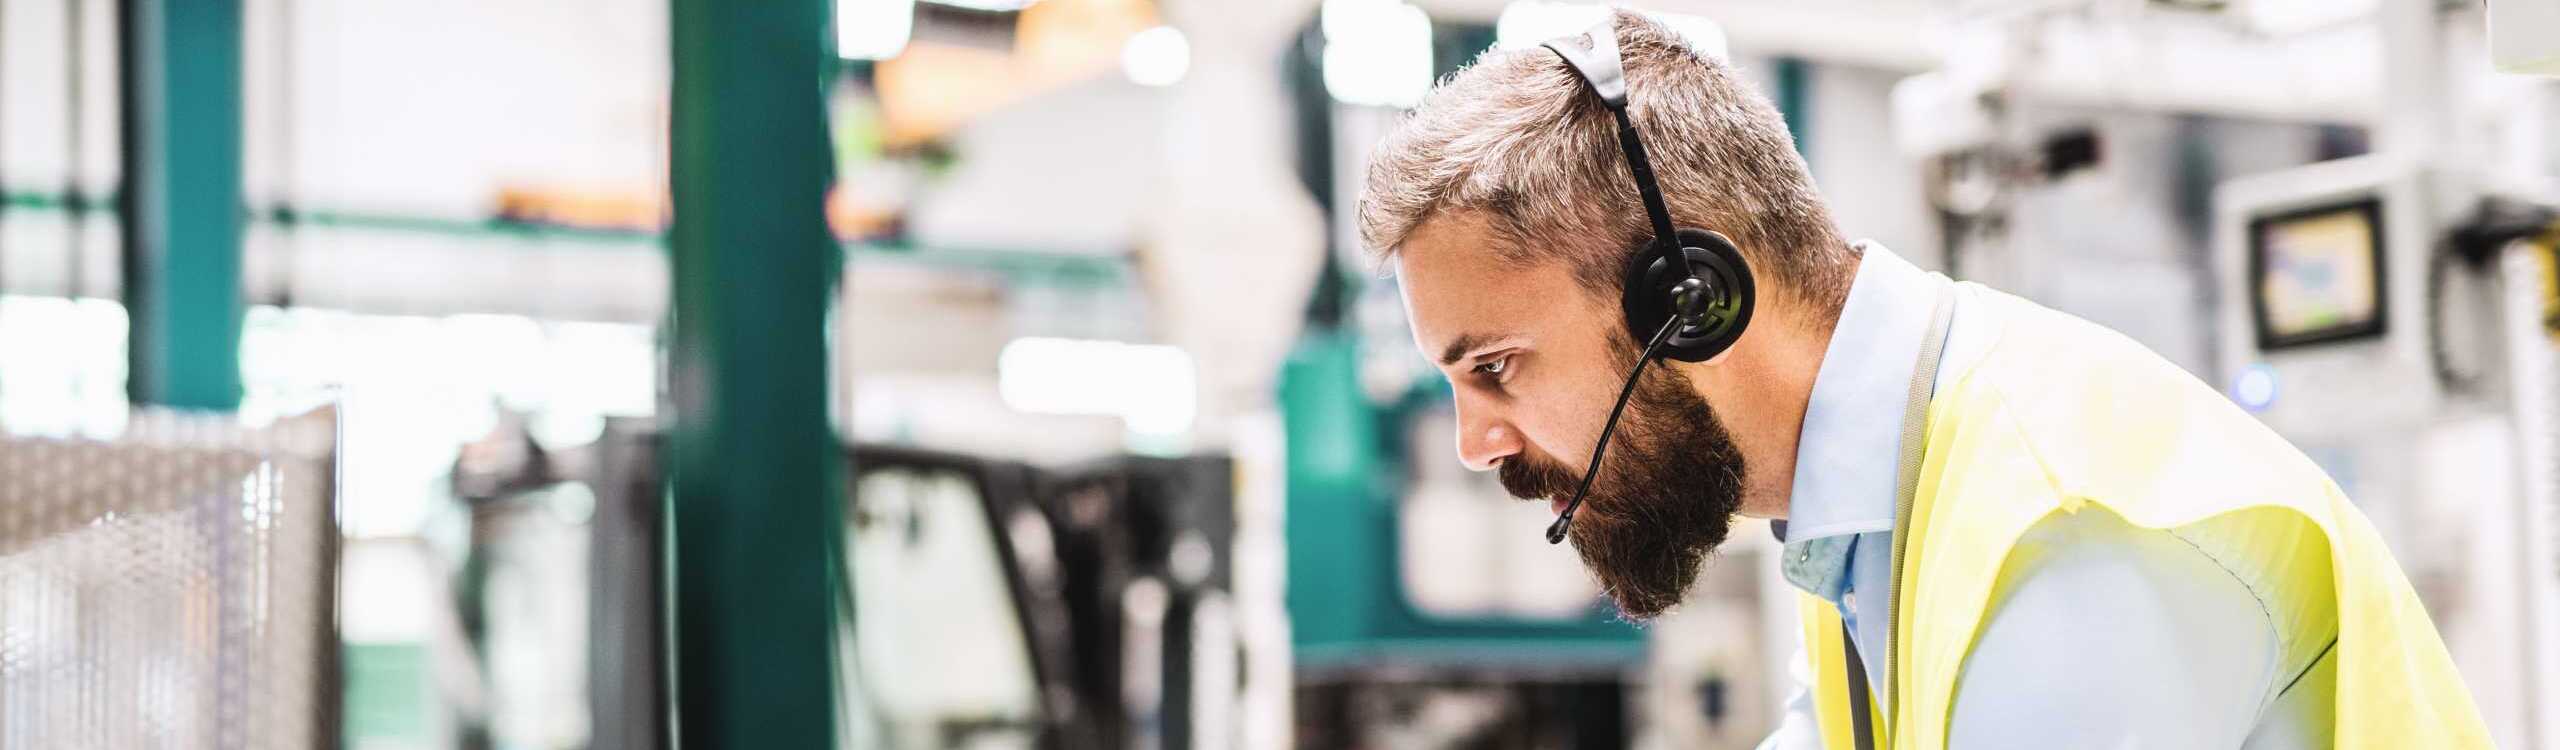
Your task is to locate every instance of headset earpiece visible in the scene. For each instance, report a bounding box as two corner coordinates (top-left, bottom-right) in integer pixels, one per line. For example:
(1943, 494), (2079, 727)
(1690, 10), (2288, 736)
(1543, 26), (1757, 365)
(1622, 228), (1755, 363)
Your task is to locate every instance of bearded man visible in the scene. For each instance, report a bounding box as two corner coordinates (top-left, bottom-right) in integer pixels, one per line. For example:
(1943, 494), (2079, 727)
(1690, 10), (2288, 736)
(1356, 10), (2487, 748)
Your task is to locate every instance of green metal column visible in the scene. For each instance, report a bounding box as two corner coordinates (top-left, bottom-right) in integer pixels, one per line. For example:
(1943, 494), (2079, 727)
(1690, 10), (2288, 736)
(667, 0), (843, 747)
(119, 0), (244, 409)
(1773, 57), (1811, 162)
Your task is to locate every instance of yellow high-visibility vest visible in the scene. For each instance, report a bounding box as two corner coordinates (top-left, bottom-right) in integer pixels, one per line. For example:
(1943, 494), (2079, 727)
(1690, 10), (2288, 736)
(1798, 287), (2491, 749)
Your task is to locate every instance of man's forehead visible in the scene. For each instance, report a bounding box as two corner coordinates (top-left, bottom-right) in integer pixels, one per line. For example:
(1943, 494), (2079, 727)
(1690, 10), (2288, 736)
(1394, 214), (1588, 358)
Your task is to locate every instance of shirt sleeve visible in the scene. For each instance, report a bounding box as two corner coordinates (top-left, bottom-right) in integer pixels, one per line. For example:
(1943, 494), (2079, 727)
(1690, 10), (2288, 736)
(1946, 508), (2282, 748)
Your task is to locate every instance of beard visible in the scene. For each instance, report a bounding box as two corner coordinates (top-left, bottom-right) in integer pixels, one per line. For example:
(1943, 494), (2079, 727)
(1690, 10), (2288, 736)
(1498, 352), (1745, 621)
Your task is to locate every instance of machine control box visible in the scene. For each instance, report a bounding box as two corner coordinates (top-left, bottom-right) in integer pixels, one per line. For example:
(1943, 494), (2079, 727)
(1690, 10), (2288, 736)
(2214, 156), (2477, 432)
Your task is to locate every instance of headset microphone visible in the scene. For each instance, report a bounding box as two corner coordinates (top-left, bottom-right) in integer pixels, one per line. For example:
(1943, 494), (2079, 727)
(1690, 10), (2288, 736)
(1545, 316), (1681, 544)
(1538, 20), (1757, 545)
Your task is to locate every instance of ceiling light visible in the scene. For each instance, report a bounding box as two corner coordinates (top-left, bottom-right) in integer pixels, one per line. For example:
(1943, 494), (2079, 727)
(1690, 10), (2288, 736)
(1122, 25), (1190, 87)
(1321, 0), (1434, 108)
(839, 0), (918, 60)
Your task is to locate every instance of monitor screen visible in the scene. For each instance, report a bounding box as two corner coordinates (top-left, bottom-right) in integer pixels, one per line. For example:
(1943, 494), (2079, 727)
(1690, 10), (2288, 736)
(2250, 198), (2386, 349)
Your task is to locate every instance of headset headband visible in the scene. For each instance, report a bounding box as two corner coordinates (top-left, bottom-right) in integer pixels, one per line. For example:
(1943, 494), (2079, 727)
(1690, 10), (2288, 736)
(1543, 27), (1683, 273)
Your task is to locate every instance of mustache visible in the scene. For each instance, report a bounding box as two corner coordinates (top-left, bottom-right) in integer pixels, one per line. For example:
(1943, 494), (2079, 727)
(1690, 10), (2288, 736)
(1498, 452), (1579, 503)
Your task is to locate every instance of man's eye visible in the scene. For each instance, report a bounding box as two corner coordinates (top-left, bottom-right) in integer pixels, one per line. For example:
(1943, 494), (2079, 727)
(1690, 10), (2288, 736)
(1473, 356), (1510, 377)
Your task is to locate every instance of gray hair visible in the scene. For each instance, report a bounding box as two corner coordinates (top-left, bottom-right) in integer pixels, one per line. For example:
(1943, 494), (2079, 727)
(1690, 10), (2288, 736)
(1358, 10), (1854, 316)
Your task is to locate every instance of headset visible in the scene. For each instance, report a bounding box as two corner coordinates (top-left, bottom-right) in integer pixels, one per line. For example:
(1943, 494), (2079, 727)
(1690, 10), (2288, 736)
(1540, 21), (1758, 544)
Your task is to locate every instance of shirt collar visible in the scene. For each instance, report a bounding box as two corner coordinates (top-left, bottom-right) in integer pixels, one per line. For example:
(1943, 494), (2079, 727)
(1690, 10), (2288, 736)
(1781, 242), (1946, 543)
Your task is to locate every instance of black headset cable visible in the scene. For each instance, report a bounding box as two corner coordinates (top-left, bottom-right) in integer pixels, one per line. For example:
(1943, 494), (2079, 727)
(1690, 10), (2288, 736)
(1547, 315), (1681, 544)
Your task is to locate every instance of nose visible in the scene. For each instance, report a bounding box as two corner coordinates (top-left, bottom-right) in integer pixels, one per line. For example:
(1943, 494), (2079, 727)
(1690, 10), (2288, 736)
(1454, 399), (1524, 472)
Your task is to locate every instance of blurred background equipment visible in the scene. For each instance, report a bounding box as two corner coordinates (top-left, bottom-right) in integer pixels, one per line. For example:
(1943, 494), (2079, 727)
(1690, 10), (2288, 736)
(0, 408), (338, 750)
(4, 0), (2560, 747)
(523, 423), (1246, 750)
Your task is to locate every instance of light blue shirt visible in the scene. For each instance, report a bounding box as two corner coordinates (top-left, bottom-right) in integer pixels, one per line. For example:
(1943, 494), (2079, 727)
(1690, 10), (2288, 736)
(1758, 244), (2333, 748)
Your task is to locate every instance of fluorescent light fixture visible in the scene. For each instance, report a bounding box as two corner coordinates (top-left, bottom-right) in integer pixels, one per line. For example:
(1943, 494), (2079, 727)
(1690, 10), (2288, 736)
(1123, 25), (1191, 87)
(1321, 0), (1435, 108)
(1495, 2), (1726, 60)
(839, 0), (918, 60)
(998, 337), (1197, 436)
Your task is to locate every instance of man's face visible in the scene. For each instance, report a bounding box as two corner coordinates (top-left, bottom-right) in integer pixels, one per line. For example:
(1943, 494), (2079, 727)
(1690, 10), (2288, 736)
(1395, 214), (1746, 620)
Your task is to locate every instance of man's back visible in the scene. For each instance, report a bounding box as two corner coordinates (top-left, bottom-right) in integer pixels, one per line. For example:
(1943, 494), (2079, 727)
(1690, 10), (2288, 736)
(1859, 285), (2484, 747)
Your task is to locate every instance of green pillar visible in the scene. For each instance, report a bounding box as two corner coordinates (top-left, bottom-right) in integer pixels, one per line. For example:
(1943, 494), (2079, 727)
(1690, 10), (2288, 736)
(1773, 57), (1811, 162)
(666, 0), (843, 747)
(119, 0), (244, 409)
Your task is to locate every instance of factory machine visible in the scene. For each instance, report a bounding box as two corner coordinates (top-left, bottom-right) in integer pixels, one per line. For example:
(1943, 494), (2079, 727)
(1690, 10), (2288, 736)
(466, 421), (1244, 750)
(2213, 155), (2560, 747)
(840, 445), (1240, 750)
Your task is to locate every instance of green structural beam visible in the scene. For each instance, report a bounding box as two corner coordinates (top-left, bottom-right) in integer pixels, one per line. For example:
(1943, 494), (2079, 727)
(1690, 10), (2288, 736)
(666, 0), (843, 748)
(1773, 57), (1811, 161)
(118, 0), (243, 409)
(5, 191), (1137, 291)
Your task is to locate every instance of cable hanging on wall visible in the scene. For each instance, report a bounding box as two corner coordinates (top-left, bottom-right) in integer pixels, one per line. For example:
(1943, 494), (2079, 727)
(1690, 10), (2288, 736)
(2432, 197), (2560, 392)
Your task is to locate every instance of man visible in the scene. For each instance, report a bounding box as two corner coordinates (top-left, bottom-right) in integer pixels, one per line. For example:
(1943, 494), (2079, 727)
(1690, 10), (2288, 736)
(1357, 10), (2488, 748)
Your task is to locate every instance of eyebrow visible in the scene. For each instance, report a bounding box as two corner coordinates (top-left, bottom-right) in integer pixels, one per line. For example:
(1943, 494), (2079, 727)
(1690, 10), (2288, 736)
(1437, 332), (1510, 366)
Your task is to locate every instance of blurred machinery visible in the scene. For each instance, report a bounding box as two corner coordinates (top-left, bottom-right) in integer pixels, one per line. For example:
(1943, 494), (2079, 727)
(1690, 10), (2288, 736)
(0, 408), (340, 750)
(454, 420), (1244, 750)
(844, 444), (1238, 750)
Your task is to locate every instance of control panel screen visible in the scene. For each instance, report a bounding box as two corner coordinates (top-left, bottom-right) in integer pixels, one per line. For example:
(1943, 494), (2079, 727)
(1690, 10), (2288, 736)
(2251, 198), (2386, 349)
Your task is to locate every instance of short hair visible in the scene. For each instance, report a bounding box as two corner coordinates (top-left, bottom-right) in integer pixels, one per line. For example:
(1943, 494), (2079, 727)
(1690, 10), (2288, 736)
(1358, 10), (1854, 317)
